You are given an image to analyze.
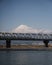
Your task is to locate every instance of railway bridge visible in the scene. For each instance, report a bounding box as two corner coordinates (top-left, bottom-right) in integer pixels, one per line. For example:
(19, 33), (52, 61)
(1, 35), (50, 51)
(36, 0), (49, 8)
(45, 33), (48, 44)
(0, 32), (52, 48)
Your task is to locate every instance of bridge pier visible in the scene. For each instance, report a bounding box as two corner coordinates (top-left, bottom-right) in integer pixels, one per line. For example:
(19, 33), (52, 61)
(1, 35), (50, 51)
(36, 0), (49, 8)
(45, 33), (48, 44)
(43, 40), (49, 47)
(6, 40), (11, 48)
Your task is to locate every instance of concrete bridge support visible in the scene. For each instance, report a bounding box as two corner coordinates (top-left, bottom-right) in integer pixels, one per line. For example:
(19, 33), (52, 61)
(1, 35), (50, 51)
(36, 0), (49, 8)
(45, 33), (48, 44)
(6, 40), (11, 48)
(43, 40), (49, 47)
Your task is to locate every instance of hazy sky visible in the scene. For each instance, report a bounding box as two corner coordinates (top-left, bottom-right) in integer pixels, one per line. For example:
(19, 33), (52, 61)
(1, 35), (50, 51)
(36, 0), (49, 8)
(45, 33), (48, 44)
(0, 0), (52, 32)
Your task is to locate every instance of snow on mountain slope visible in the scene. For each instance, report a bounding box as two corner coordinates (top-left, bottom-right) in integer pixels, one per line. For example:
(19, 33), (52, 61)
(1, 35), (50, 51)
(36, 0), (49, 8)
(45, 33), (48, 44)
(12, 24), (52, 33)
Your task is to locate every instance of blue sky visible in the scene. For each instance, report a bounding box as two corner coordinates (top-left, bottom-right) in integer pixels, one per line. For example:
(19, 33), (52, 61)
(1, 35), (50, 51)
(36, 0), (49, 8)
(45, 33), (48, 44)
(0, 0), (52, 32)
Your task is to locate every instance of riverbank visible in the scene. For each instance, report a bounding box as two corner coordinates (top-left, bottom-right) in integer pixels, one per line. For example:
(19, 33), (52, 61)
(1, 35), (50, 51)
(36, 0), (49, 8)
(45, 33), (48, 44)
(0, 45), (52, 48)
(0, 45), (52, 51)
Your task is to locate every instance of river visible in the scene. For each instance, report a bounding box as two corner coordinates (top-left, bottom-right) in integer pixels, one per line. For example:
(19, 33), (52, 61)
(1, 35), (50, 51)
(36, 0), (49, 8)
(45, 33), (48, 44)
(0, 51), (52, 65)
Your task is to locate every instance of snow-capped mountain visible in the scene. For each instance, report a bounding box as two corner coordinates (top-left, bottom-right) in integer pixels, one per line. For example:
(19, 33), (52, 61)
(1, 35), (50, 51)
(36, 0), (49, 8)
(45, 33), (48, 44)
(12, 24), (52, 33)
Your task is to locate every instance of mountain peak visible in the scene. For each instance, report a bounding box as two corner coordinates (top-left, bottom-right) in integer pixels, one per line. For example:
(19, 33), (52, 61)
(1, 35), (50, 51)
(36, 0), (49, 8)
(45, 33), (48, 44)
(17, 24), (31, 30)
(11, 24), (52, 33)
(12, 24), (33, 33)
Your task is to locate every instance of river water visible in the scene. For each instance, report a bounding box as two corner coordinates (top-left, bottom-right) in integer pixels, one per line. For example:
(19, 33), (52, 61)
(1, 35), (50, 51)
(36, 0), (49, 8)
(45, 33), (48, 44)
(0, 40), (52, 65)
(0, 51), (52, 65)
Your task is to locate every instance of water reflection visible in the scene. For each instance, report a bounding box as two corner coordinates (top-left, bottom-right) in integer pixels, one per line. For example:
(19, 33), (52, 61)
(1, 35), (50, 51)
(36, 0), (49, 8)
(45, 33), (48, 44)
(0, 51), (52, 65)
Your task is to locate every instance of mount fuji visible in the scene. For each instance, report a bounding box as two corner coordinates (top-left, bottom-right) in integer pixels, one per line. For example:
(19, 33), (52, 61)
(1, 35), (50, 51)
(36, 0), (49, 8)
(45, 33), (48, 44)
(11, 24), (52, 34)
